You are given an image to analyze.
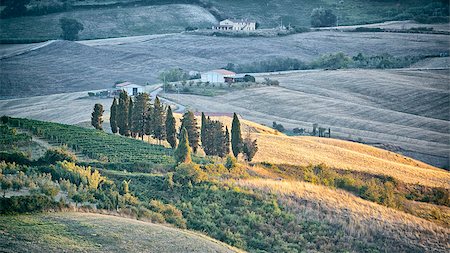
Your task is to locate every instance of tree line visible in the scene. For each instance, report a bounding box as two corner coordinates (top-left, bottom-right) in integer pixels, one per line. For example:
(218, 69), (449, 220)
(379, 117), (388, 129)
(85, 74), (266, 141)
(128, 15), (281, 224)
(91, 90), (258, 162)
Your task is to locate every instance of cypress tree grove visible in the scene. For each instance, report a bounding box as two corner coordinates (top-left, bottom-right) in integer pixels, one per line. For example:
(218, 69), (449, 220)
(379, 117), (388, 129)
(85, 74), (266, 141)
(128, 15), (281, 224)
(166, 106), (177, 149)
(91, 103), (104, 130)
(110, 97), (118, 134)
(175, 127), (192, 164)
(180, 111), (199, 153)
(152, 96), (166, 144)
(132, 93), (150, 140)
(117, 91), (129, 136)
(128, 97), (134, 137)
(231, 112), (243, 158)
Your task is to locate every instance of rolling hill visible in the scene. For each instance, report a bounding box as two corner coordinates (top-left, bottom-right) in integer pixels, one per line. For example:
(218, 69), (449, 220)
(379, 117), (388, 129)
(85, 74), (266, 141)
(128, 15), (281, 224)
(0, 4), (217, 42)
(0, 212), (241, 253)
(0, 31), (448, 98)
(164, 68), (450, 168)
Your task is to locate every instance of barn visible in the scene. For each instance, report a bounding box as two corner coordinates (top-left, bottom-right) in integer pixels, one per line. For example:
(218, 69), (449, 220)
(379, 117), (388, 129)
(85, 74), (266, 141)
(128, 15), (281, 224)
(201, 69), (236, 83)
(114, 82), (144, 96)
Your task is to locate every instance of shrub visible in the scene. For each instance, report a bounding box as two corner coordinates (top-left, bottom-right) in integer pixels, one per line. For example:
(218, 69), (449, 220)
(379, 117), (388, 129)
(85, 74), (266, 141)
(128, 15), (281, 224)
(0, 151), (32, 165)
(225, 155), (237, 169)
(173, 163), (207, 185)
(311, 8), (337, 27)
(272, 122), (285, 132)
(0, 195), (57, 214)
(39, 147), (77, 164)
(59, 17), (84, 41)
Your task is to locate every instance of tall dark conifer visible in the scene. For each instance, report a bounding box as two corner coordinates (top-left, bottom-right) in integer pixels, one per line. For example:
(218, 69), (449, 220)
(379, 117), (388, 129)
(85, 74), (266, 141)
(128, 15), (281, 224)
(165, 106), (177, 149)
(180, 111), (199, 153)
(174, 127), (192, 164)
(110, 97), (118, 134)
(132, 93), (150, 140)
(91, 103), (104, 130)
(118, 91), (129, 136)
(231, 113), (243, 158)
(152, 97), (166, 144)
(128, 97), (134, 137)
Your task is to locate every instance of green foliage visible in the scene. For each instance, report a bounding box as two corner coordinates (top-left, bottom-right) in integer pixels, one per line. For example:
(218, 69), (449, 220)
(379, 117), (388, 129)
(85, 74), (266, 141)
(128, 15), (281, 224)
(151, 97), (166, 142)
(0, 151), (32, 165)
(0, 195), (57, 214)
(0, 0), (30, 18)
(201, 115), (229, 157)
(131, 93), (150, 139)
(165, 106), (177, 148)
(180, 111), (199, 153)
(310, 52), (352, 69)
(59, 17), (84, 41)
(91, 103), (104, 130)
(148, 200), (186, 228)
(6, 117), (174, 170)
(225, 155), (237, 169)
(311, 8), (337, 27)
(0, 125), (32, 146)
(118, 91), (130, 136)
(46, 161), (105, 190)
(173, 163), (206, 185)
(159, 68), (189, 83)
(174, 128), (192, 164)
(231, 113), (242, 158)
(242, 137), (258, 162)
(38, 147), (77, 164)
(110, 97), (118, 134)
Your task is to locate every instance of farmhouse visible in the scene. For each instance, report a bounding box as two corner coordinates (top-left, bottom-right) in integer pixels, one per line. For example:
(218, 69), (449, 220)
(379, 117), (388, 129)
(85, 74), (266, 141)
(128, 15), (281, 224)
(212, 19), (256, 31)
(113, 82), (144, 96)
(201, 69), (237, 83)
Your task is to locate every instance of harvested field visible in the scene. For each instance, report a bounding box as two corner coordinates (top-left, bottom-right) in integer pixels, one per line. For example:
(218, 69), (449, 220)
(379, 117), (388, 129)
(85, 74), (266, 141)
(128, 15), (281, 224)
(164, 68), (450, 168)
(1, 31), (448, 98)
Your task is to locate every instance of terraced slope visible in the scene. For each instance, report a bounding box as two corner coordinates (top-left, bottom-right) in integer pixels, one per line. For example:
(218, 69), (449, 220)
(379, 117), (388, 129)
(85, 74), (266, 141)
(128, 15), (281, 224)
(0, 212), (240, 253)
(1, 31), (448, 98)
(164, 68), (450, 168)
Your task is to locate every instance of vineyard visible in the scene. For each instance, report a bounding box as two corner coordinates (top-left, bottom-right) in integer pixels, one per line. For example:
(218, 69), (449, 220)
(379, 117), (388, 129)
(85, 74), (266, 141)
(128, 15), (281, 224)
(0, 125), (32, 147)
(3, 117), (175, 170)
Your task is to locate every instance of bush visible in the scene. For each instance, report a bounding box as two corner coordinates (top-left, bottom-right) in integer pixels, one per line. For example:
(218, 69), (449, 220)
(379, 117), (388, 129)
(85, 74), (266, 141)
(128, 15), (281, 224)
(39, 147), (77, 164)
(59, 17), (84, 41)
(0, 151), (32, 165)
(272, 122), (285, 132)
(173, 163), (207, 185)
(0, 195), (57, 214)
(311, 8), (337, 27)
(225, 155), (237, 169)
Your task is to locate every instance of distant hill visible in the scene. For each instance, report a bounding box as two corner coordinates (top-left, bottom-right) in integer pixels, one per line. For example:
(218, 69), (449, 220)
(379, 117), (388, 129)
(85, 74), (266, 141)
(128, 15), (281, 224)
(0, 212), (240, 253)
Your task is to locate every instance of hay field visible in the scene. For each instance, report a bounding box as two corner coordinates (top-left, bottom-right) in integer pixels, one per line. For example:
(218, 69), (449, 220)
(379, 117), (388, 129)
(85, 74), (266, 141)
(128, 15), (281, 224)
(0, 4), (216, 41)
(235, 179), (449, 252)
(0, 212), (240, 253)
(164, 68), (450, 168)
(1, 31), (448, 98)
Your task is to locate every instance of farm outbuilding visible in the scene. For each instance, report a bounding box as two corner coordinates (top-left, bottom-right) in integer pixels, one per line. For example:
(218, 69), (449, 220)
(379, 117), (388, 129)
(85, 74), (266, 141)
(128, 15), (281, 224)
(201, 69), (237, 83)
(113, 82), (144, 96)
(213, 19), (257, 31)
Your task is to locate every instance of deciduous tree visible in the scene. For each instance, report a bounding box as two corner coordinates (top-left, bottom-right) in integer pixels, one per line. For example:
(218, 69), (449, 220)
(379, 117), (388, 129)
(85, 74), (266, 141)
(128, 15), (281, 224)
(59, 17), (84, 41)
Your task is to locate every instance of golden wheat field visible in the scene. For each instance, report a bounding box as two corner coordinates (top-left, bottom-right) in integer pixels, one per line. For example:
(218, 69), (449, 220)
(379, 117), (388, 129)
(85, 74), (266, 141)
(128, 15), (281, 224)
(235, 179), (450, 252)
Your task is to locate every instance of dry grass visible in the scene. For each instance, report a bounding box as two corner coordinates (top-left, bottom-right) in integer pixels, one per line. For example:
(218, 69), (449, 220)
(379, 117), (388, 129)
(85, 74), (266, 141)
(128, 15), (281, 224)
(235, 178), (450, 252)
(252, 133), (450, 188)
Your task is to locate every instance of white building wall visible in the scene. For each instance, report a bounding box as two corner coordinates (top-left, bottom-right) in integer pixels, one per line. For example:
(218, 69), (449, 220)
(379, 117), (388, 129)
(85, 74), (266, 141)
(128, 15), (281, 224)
(201, 72), (225, 83)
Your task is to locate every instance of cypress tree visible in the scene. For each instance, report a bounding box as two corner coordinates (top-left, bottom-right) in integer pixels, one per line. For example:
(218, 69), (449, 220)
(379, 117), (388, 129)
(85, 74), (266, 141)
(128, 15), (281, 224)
(132, 93), (150, 140)
(166, 106), (177, 149)
(175, 127), (192, 164)
(91, 103), (104, 130)
(180, 111), (199, 153)
(231, 113), (243, 158)
(145, 106), (153, 142)
(110, 97), (118, 134)
(224, 126), (230, 156)
(201, 112), (207, 147)
(152, 97), (166, 144)
(117, 91), (129, 136)
(128, 97), (134, 137)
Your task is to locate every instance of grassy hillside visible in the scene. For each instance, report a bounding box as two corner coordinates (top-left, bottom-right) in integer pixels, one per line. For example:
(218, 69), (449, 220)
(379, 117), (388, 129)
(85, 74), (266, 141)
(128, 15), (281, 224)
(211, 0), (418, 27)
(235, 179), (449, 252)
(0, 4), (216, 42)
(0, 212), (240, 253)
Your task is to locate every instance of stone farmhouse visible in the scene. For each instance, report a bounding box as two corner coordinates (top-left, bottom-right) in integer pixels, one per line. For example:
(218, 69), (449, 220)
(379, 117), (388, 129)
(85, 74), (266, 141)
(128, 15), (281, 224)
(212, 19), (256, 31)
